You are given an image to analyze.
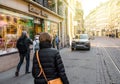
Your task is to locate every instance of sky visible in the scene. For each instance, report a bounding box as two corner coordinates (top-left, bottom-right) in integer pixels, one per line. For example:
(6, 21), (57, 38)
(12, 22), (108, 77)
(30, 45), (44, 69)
(79, 0), (109, 17)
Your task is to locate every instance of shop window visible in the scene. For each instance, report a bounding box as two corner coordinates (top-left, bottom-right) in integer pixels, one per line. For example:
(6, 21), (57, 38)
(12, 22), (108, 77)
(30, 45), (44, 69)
(0, 12), (34, 54)
(0, 8), (35, 54)
(6, 25), (17, 34)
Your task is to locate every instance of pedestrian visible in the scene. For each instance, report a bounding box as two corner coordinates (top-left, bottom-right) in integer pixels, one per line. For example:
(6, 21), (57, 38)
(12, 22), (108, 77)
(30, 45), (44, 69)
(55, 35), (60, 50)
(33, 36), (39, 54)
(66, 35), (70, 48)
(52, 36), (55, 48)
(32, 32), (69, 84)
(15, 31), (33, 77)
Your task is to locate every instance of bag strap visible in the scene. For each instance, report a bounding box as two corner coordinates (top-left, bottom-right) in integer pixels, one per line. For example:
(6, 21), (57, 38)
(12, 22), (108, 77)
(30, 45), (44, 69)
(36, 50), (42, 77)
(36, 50), (49, 83)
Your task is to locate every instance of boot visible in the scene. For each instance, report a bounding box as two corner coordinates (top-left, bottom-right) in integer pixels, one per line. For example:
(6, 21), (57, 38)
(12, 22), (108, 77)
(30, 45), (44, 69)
(15, 71), (19, 77)
(25, 71), (31, 74)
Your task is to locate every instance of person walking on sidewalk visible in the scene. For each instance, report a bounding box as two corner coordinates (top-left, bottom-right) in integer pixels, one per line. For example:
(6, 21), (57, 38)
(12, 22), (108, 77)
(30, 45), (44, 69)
(15, 31), (33, 76)
(32, 32), (69, 84)
(33, 36), (39, 54)
(55, 35), (60, 50)
(52, 35), (55, 48)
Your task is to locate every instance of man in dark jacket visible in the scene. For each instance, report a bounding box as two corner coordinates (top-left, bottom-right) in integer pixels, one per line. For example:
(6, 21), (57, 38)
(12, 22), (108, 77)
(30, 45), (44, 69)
(55, 35), (60, 50)
(15, 31), (33, 76)
(32, 32), (69, 84)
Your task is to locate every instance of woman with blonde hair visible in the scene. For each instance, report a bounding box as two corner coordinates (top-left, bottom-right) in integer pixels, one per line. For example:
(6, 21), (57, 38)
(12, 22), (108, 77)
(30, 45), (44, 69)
(32, 32), (69, 84)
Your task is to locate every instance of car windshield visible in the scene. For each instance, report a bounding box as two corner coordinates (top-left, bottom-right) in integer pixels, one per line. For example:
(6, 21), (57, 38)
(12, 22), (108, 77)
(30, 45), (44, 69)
(75, 34), (88, 39)
(80, 34), (88, 39)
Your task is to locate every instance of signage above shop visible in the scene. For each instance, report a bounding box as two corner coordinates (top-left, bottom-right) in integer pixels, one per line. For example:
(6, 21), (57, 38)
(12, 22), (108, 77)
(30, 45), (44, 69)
(28, 4), (48, 18)
(41, 11), (48, 18)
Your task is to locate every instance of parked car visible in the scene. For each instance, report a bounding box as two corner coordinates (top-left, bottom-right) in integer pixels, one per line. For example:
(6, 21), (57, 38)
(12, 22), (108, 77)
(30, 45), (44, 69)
(71, 34), (91, 51)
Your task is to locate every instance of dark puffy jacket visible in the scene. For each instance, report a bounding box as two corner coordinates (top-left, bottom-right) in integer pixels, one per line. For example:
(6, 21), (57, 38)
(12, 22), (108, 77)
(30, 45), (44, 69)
(16, 37), (33, 54)
(32, 42), (69, 84)
(25, 38), (33, 50)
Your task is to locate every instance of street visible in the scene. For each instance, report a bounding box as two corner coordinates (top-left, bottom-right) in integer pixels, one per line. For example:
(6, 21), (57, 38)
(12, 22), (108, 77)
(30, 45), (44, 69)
(0, 37), (120, 84)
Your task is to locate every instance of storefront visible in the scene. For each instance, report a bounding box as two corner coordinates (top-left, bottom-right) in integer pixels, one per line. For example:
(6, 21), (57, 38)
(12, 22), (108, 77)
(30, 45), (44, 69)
(0, 9), (34, 55)
(0, 0), (63, 55)
(34, 18), (44, 34)
(28, 3), (61, 38)
(44, 20), (59, 37)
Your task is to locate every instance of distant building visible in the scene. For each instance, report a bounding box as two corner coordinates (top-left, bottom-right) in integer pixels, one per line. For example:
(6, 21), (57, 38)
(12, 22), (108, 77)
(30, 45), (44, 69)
(84, 0), (120, 38)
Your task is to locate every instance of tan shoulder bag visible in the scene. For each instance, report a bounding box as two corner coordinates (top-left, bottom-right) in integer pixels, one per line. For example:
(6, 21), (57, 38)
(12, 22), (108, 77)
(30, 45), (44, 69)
(36, 50), (63, 84)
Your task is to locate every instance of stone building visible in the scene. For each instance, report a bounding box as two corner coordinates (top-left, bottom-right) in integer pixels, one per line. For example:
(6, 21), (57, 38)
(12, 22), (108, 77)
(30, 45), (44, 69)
(85, 0), (120, 38)
(0, 0), (63, 55)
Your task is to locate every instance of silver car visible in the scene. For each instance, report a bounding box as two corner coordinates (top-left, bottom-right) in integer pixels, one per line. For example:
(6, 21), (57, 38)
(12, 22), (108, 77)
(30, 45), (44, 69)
(71, 34), (91, 51)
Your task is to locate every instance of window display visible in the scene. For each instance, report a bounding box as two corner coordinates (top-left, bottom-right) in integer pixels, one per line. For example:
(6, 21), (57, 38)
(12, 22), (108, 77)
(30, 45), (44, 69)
(0, 12), (33, 55)
(45, 20), (58, 37)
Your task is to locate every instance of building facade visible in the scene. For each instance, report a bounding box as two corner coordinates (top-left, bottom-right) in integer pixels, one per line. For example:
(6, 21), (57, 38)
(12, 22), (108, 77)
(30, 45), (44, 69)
(84, 9), (97, 36)
(108, 0), (120, 38)
(74, 1), (84, 35)
(0, 0), (63, 55)
(84, 1), (109, 37)
(85, 0), (120, 38)
(0, 0), (84, 55)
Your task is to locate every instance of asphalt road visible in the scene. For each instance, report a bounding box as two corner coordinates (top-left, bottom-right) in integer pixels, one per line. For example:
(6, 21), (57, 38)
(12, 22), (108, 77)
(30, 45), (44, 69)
(0, 37), (120, 84)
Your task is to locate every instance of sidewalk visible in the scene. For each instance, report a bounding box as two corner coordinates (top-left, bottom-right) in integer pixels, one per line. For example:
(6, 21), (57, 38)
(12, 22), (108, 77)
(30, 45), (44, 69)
(0, 48), (64, 84)
(0, 50), (34, 72)
(0, 52), (34, 84)
(0, 62), (34, 84)
(0, 46), (64, 72)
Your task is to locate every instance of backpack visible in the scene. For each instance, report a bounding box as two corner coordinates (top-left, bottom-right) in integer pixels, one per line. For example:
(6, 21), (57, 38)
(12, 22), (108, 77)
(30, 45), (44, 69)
(17, 38), (27, 54)
(35, 40), (39, 50)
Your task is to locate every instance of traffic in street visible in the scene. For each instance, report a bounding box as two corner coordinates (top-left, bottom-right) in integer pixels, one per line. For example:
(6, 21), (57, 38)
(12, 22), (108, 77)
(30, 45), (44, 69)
(0, 37), (120, 84)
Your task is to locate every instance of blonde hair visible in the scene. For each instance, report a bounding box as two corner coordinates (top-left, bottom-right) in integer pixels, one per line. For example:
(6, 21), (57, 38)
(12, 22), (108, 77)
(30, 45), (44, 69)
(39, 32), (52, 42)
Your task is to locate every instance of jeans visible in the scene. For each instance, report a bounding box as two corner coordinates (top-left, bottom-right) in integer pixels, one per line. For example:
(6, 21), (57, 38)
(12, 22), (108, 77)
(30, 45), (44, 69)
(17, 50), (30, 72)
(56, 43), (59, 50)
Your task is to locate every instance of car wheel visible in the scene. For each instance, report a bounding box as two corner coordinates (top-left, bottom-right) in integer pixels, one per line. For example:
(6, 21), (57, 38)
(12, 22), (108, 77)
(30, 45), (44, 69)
(88, 47), (90, 50)
(71, 48), (74, 51)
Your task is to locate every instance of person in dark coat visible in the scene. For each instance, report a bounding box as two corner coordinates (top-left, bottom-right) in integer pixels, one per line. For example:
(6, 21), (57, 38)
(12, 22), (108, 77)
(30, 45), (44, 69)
(15, 31), (33, 76)
(32, 32), (69, 84)
(52, 36), (55, 48)
(55, 35), (60, 50)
